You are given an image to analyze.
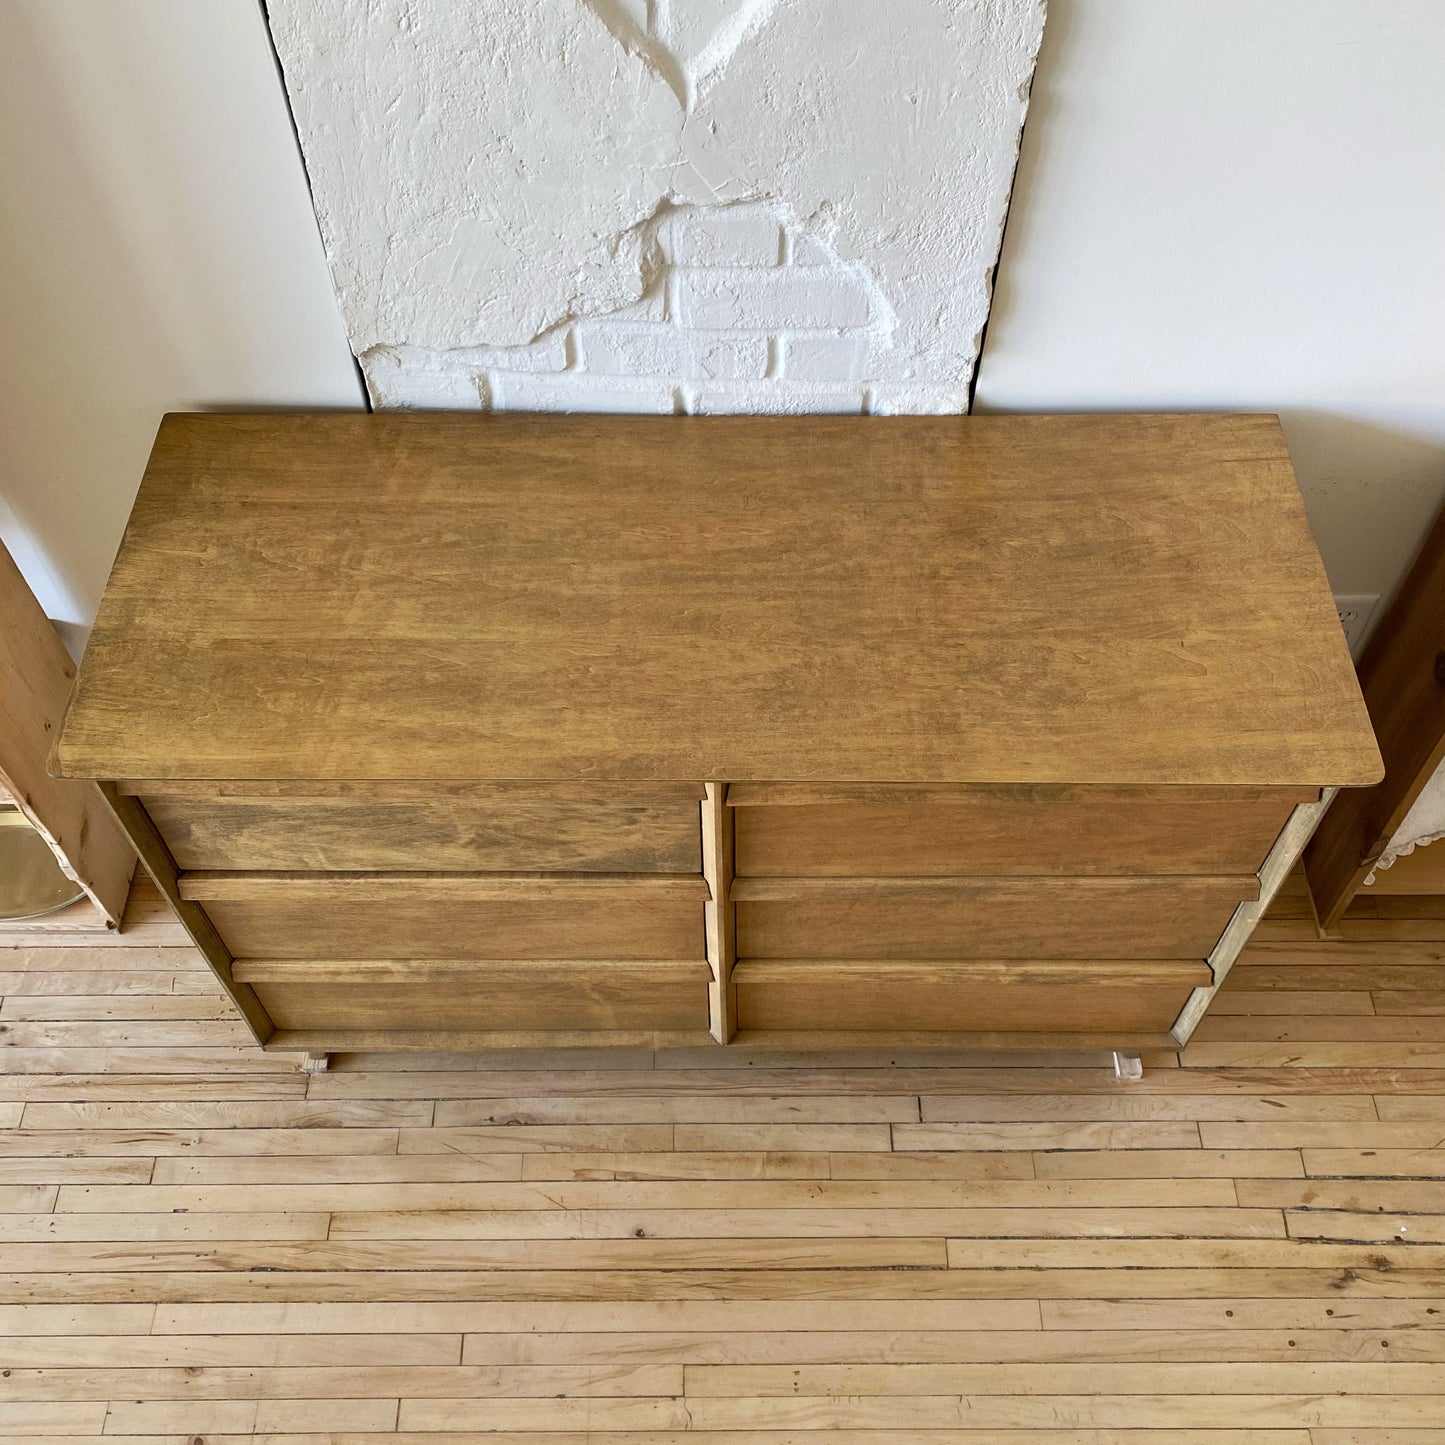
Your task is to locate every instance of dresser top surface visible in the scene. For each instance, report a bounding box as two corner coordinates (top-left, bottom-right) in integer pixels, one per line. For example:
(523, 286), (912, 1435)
(56, 412), (1380, 786)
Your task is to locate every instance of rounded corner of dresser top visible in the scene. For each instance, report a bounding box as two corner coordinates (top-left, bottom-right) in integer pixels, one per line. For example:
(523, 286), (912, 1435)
(45, 738), (92, 784)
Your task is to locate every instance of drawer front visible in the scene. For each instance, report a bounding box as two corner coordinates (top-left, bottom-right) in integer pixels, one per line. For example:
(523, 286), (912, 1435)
(730, 784), (1313, 877)
(241, 961), (711, 1033)
(734, 959), (1208, 1034)
(134, 782), (704, 874)
(180, 873), (707, 961)
(733, 875), (1255, 960)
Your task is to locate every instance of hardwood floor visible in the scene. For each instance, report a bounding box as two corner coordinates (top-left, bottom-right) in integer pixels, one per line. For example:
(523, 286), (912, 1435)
(0, 873), (1442, 1443)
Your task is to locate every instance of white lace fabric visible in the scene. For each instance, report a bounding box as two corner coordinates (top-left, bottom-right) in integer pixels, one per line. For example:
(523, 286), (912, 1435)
(1366, 757), (1445, 883)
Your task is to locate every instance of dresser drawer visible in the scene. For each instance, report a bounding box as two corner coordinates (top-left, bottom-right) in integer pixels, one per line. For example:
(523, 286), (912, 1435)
(234, 959), (711, 1033)
(730, 784), (1314, 877)
(130, 782), (705, 874)
(734, 958), (1209, 1035)
(733, 875), (1256, 960)
(179, 872), (708, 961)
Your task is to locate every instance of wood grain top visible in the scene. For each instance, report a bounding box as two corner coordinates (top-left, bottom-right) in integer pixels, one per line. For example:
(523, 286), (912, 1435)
(55, 412), (1381, 786)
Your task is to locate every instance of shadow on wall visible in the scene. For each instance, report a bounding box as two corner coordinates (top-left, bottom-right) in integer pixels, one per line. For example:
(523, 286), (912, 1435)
(0, 1), (362, 658)
(1281, 411), (1445, 605)
(0, 9), (170, 655)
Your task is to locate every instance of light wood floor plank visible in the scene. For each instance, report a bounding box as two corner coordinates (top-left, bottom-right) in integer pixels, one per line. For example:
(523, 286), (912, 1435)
(327, 1205), (1283, 1241)
(515, 1150), (840, 1181)
(1201, 1123), (1445, 1149)
(1031, 1149), (1304, 1178)
(1374, 1096), (1445, 1120)
(454, 1326), (1445, 1364)
(0, 1402), (108, 1434)
(0, 1239), (953, 1273)
(432, 1096), (923, 1124)
(151, 1299), (1044, 1332)
(0, 1213), (330, 1241)
(0, 1433), (1323, 1445)
(1184, 1044), (1445, 1068)
(151, 1154), (524, 1184)
(1303, 1150), (1445, 1177)
(679, 1396), (1445, 1428)
(1212, 991), (1376, 1015)
(0, 1157), (151, 1184)
(0, 1304), (155, 1335)
(0, 1361), (683, 1399)
(1, 993), (236, 1020)
(1238, 1179), (1445, 1211)
(0, 1332), (462, 1366)
(944, 1239), (1445, 1268)
(22, 1100), (432, 1128)
(0, 1128), (403, 1157)
(52, 1176), (1247, 1212)
(0, 1075), (307, 1102)
(7, 1266), (1444, 1303)
(895, 1121), (1204, 1150)
(679, 1361), (1445, 1393)
(1284, 1211), (1445, 1244)
(1042, 1299), (1445, 1329)
(99, 1397), (399, 1432)
(0, 971), (218, 996)
(918, 1094), (1376, 1121)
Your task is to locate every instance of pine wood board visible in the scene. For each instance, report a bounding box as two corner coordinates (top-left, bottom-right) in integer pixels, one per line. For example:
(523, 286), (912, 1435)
(448, 1326), (1445, 1364)
(1307, 496), (1445, 924)
(7, 1266), (1444, 1304)
(424, 1093), (923, 1122)
(0, 538), (133, 929)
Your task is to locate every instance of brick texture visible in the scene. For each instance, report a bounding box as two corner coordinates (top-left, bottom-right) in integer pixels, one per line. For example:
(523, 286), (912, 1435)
(363, 202), (960, 416)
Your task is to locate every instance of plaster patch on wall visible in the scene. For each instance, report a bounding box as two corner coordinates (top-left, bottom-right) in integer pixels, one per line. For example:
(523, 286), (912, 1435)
(267, 0), (1046, 412)
(266, 0), (682, 349)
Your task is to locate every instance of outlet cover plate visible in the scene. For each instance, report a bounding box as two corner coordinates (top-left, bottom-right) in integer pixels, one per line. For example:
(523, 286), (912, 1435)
(1334, 593), (1381, 658)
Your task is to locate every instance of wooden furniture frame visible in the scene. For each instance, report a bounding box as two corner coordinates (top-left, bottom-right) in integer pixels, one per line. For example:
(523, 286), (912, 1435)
(1, 537), (132, 930)
(54, 412), (1380, 1058)
(1306, 499), (1445, 927)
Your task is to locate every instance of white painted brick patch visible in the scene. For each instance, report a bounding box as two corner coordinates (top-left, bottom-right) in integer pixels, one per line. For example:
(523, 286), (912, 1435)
(360, 201), (901, 414)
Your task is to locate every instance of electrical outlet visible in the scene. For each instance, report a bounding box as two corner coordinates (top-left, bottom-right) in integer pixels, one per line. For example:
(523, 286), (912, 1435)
(1334, 593), (1381, 658)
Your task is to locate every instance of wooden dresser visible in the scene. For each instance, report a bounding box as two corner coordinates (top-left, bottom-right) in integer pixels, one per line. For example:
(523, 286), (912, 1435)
(54, 412), (1381, 1061)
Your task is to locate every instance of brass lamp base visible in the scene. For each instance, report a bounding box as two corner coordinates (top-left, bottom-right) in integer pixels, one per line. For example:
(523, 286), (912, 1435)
(0, 806), (86, 921)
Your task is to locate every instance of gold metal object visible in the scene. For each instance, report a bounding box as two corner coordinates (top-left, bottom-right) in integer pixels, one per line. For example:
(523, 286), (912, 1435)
(0, 805), (86, 921)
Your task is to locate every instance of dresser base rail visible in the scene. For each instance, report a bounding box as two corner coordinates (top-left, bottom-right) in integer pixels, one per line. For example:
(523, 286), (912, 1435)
(263, 1027), (1179, 1060)
(1170, 787), (1338, 1048)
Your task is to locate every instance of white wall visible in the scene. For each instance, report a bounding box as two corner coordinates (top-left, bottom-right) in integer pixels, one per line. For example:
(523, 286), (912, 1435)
(0, 0), (364, 655)
(975, 0), (1445, 609)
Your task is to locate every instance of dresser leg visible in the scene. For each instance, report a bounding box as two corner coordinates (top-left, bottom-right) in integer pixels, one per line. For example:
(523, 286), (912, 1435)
(1112, 1051), (1143, 1082)
(301, 1052), (331, 1075)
